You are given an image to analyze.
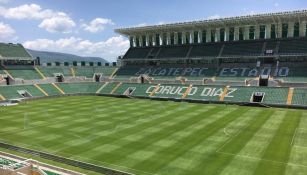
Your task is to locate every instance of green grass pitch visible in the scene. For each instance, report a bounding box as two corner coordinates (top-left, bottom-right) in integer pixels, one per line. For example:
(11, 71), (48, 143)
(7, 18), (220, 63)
(1, 96), (307, 175)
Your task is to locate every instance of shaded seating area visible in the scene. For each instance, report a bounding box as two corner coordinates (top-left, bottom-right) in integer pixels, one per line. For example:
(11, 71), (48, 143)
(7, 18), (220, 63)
(222, 40), (264, 56)
(124, 47), (152, 59)
(189, 43), (223, 57)
(279, 38), (307, 55)
(156, 45), (190, 58)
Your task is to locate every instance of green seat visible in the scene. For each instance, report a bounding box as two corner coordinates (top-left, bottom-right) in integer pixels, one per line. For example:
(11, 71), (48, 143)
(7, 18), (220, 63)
(57, 82), (102, 94)
(38, 67), (72, 77)
(6, 66), (41, 80)
(99, 82), (118, 94)
(0, 43), (31, 58)
(292, 88), (307, 105)
(0, 85), (45, 99)
(39, 84), (61, 96)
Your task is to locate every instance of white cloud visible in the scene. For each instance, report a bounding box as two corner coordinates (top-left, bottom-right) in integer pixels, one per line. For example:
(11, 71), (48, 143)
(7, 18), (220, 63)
(23, 36), (129, 61)
(39, 12), (76, 33)
(82, 18), (114, 33)
(0, 4), (55, 20)
(207, 15), (220, 20)
(0, 22), (15, 39)
(0, 3), (76, 33)
(135, 23), (147, 27)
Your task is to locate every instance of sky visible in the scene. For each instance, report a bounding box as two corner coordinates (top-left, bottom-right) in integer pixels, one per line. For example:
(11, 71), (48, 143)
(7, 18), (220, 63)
(0, 0), (306, 61)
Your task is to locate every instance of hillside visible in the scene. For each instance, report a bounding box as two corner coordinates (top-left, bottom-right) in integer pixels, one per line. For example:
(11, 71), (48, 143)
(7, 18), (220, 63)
(27, 49), (108, 63)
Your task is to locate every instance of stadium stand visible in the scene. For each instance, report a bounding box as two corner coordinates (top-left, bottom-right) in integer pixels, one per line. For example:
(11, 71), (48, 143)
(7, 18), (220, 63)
(38, 84), (62, 96)
(157, 45), (190, 58)
(1, 10), (307, 109)
(264, 40), (278, 54)
(37, 67), (72, 77)
(74, 67), (116, 78)
(0, 85), (45, 99)
(222, 86), (289, 104)
(222, 40), (264, 56)
(116, 66), (217, 80)
(98, 82), (119, 94)
(292, 88), (307, 105)
(0, 43), (31, 59)
(275, 67), (307, 82)
(111, 83), (153, 96)
(279, 38), (307, 55)
(189, 43), (223, 57)
(57, 82), (102, 94)
(124, 47), (152, 59)
(150, 84), (190, 99)
(2, 10), (307, 175)
(186, 85), (227, 101)
(5, 66), (42, 80)
(147, 47), (160, 58)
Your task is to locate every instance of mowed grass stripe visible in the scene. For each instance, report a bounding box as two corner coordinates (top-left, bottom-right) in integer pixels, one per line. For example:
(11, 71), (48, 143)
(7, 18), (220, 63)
(285, 112), (307, 175)
(82, 106), (223, 163)
(1, 96), (307, 175)
(252, 110), (302, 175)
(157, 108), (264, 175)
(115, 107), (240, 168)
(56, 104), (213, 157)
(2, 102), (162, 151)
(68, 106), (229, 173)
(0, 96), (120, 133)
(219, 110), (288, 175)
(39, 101), (181, 151)
(188, 109), (274, 175)
(0, 98), (181, 153)
(131, 107), (249, 173)
(0, 97), (133, 137)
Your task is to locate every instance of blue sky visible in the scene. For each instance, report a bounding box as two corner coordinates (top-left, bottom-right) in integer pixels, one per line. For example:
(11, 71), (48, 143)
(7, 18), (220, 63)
(0, 0), (306, 61)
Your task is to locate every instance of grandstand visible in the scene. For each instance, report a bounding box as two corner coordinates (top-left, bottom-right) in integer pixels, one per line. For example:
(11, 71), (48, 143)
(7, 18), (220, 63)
(0, 10), (306, 106)
(115, 11), (307, 86)
(1, 9), (307, 175)
(0, 43), (32, 61)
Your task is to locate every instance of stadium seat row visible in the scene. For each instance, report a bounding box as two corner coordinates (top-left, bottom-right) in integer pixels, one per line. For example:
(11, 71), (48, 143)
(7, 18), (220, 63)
(0, 82), (306, 107)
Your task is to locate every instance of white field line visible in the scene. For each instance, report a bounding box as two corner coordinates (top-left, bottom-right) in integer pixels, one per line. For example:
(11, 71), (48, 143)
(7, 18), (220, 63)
(291, 128), (298, 146)
(223, 127), (230, 137)
(216, 150), (307, 168)
(216, 123), (248, 152)
(215, 109), (266, 153)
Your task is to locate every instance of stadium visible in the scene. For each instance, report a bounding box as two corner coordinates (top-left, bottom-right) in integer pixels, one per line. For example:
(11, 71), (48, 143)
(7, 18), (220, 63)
(1, 8), (307, 175)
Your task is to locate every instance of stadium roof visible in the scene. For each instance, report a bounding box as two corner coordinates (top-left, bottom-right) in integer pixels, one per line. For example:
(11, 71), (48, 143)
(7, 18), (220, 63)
(0, 43), (33, 61)
(116, 10), (307, 35)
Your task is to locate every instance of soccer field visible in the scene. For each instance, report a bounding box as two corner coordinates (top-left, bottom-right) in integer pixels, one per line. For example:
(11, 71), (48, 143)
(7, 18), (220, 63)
(1, 96), (307, 175)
